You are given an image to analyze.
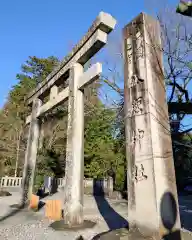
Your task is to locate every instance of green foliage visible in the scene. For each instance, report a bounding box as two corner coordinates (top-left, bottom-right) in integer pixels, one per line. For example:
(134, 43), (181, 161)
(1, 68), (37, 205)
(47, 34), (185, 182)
(84, 106), (115, 177)
(176, 1), (192, 17)
(84, 105), (125, 190)
(0, 56), (59, 178)
(0, 55), (126, 193)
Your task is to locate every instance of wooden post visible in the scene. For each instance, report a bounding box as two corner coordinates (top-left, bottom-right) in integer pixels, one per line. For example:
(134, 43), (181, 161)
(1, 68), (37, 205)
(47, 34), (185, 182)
(29, 194), (39, 210)
(45, 200), (62, 221)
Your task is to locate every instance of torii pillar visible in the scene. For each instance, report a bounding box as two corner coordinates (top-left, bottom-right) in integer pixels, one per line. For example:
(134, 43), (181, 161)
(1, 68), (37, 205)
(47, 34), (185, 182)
(64, 63), (102, 226)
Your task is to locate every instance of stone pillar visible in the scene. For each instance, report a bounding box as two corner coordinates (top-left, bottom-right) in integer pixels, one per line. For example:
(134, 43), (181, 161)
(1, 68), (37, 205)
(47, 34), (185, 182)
(50, 85), (58, 101)
(38, 122), (44, 150)
(64, 63), (84, 226)
(123, 13), (181, 239)
(107, 177), (113, 197)
(21, 99), (42, 205)
(4, 176), (8, 187)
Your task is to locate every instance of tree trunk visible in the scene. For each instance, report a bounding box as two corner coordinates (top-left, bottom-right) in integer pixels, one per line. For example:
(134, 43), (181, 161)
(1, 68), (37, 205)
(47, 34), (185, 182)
(14, 129), (22, 177)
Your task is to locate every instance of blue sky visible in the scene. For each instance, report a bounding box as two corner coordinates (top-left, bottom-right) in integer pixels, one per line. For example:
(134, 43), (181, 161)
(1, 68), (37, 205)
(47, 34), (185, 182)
(0, 0), (179, 109)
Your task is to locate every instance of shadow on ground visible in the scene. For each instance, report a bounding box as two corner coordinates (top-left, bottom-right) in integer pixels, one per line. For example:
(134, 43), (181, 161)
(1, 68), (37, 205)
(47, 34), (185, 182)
(0, 189), (51, 223)
(179, 195), (192, 232)
(93, 179), (128, 231)
(0, 206), (24, 223)
(92, 228), (129, 240)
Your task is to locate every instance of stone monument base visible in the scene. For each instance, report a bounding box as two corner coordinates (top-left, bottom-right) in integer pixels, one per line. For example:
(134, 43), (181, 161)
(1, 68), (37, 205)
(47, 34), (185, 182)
(50, 219), (96, 231)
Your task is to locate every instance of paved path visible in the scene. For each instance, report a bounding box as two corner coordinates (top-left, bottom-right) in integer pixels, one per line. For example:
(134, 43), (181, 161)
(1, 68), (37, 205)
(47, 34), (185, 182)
(0, 191), (191, 239)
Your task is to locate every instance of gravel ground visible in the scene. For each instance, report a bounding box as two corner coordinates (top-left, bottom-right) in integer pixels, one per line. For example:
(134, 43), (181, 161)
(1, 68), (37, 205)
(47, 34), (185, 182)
(0, 218), (78, 240)
(0, 191), (191, 240)
(0, 192), (128, 240)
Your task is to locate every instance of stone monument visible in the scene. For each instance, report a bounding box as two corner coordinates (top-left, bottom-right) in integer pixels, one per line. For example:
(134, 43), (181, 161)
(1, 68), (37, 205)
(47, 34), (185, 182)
(123, 13), (181, 239)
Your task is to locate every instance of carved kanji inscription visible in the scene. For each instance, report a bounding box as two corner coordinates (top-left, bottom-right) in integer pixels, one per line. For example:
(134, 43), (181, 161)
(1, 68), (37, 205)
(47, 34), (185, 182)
(134, 164), (148, 182)
(132, 97), (143, 114)
(136, 32), (144, 58)
(131, 129), (144, 145)
(126, 97), (144, 118)
(126, 38), (132, 64)
(126, 31), (144, 64)
(129, 75), (144, 88)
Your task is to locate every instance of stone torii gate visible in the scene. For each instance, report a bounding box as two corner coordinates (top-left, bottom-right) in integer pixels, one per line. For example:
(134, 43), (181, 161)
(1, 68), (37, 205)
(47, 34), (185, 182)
(22, 12), (116, 226)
